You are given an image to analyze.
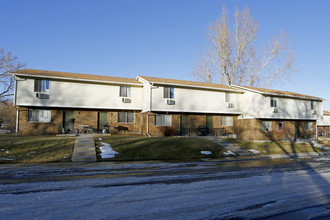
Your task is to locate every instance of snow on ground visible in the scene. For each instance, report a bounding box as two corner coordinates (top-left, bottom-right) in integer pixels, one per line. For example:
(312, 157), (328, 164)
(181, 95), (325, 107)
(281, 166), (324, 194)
(248, 149), (261, 155)
(98, 138), (102, 141)
(99, 142), (119, 159)
(224, 150), (236, 156)
(200, 151), (212, 155)
(5, 150), (9, 154)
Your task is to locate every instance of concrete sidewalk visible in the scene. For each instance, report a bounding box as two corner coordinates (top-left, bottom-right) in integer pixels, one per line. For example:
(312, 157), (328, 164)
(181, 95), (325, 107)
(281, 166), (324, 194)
(72, 135), (97, 162)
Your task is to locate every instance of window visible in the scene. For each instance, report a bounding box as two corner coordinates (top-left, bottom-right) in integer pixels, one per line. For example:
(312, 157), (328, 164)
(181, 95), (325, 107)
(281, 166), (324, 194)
(119, 86), (131, 97)
(261, 121), (272, 132)
(225, 92), (230, 102)
(277, 122), (283, 131)
(118, 112), (134, 123)
(28, 109), (51, 122)
(311, 101), (314, 110)
(270, 97), (277, 107)
(34, 79), (49, 92)
(304, 121), (313, 131)
(221, 116), (233, 126)
(155, 114), (172, 126)
(164, 87), (174, 99)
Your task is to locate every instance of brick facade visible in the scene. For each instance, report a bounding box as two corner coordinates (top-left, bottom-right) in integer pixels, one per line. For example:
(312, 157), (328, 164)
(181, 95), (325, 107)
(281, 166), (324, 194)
(18, 107), (63, 135)
(17, 107), (317, 140)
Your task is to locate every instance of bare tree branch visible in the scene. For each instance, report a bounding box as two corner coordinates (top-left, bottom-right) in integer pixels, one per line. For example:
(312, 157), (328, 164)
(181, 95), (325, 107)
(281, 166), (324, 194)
(194, 6), (296, 88)
(0, 48), (25, 102)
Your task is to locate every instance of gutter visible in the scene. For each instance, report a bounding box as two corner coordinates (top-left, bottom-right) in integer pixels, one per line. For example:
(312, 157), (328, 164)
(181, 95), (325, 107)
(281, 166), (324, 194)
(11, 73), (143, 87)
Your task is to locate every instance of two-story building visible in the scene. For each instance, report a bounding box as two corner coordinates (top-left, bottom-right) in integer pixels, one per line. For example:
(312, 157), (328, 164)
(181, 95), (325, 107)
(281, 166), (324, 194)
(318, 111), (330, 137)
(11, 69), (324, 140)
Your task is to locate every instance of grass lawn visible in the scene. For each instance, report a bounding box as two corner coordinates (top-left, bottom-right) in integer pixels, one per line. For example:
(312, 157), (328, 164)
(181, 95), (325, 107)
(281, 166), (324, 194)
(318, 137), (330, 147)
(224, 138), (324, 155)
(95, 136), (225, 161)
(0, 135), (75, 163)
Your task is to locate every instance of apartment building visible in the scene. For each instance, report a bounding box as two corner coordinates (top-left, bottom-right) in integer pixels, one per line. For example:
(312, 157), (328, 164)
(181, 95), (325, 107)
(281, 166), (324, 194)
(11, 69), (323, 140)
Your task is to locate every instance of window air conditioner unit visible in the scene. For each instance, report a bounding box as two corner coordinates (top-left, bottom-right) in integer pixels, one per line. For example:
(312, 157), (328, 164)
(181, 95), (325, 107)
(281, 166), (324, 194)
(36, 93), (49, 99)
(273, 107), (278, 113)
(167, 99), (175, 105)
(227, 103), (234, 108)
(122, 98), (131, 103)
(313, 110), (317, 115)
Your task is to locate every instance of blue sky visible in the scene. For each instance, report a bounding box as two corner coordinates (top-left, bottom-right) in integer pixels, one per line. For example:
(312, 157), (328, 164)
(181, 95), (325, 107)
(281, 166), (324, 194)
(1, 0), (329, 110)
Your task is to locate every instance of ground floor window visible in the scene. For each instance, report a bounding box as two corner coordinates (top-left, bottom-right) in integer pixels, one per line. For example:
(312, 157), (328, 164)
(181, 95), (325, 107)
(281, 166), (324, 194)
(118, 112), (134, 123)
(221, 116), (233, 126)
(304, 121), (313, 131)
(261, 120), (272, 132)
(28, 109), (51, 122)
(155, 114), (171, 126)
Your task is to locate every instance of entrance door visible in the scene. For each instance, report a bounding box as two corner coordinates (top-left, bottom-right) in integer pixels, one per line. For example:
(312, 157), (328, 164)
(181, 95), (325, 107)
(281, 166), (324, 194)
(181, 114), (189, 135)
(98, 112), (108, 133)
(63, 111), (74, 133)
(295, 121), (300, 137)
(206, 115), (213, 135)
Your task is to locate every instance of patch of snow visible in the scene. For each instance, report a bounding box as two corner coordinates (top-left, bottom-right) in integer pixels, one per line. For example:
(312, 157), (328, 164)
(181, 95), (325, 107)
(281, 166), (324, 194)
(224, 150), (236, 156)
(99, 142), (119, 159)
(248, 149), (260, 155)
(98, 138), (102, 141)
(5, 150), (9, 154)
(1, 149), (4, 151)
(0, 158), (15, 161)
(200, 151), (212, 156)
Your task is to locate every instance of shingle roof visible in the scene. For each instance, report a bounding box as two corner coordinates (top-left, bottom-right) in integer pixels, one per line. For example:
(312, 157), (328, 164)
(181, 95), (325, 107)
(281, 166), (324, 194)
(232, 85), (322, 100)
(324, 110), (330, 115)
(12, 69), (142, 85)
(138, 76), (240, 91)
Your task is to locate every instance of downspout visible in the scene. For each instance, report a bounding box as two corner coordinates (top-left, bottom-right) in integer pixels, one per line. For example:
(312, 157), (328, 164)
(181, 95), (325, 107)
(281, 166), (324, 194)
(146, 83), (153, 137)
(16, 110), (19, 134)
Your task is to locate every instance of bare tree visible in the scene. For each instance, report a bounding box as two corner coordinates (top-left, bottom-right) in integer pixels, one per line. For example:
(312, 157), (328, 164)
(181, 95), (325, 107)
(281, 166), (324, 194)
(194, 6), (296, 88)
(0, 48), (24, 102)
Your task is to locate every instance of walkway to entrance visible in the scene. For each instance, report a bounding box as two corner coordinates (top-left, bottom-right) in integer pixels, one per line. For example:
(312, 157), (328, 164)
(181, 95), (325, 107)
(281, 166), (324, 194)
(72, 135), (97, 162)
(206, 136), (253, 156)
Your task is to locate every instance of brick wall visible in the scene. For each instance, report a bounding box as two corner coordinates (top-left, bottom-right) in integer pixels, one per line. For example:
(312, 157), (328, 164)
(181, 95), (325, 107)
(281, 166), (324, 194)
(236, 119), (317, 140)
(18, 107), (63, 135)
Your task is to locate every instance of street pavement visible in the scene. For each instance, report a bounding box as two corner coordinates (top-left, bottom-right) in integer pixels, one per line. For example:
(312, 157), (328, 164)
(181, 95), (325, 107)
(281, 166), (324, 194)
(0, 156), (330, 219)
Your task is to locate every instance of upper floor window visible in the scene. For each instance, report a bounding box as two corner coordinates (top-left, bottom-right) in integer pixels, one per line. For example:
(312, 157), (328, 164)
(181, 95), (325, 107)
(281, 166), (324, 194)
(34, 79), (49, 92)
(225, 92), (230, 102)
(155, 114), (172, 126)
(311, 101), (314, 110)
(120, 86), (131, 97)
(270, 97), (277, 107)
(221, 116), (233, 126)
(118, 112), (134, 123)
(28, 109), (51, 122)
(261, 121), (272, 132)
(164, 87), (174, 99)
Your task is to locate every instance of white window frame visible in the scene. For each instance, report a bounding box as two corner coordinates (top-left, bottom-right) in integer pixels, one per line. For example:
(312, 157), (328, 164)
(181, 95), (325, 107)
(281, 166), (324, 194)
(34, 79), (50, 93)
(155, 114), (172, 126)
(221, 116), (233, 126)
(118, 112), (135, 123)
(270, 97), (277, 107)
(119, 86), (131, 98)
(261, 121), (272, 132)
(28, 109), (51, 123)
(164, 87), (174, 99)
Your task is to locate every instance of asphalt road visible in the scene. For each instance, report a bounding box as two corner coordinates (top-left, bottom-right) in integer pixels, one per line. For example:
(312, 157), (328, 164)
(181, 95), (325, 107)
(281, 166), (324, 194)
(0, 156), (330, 219)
